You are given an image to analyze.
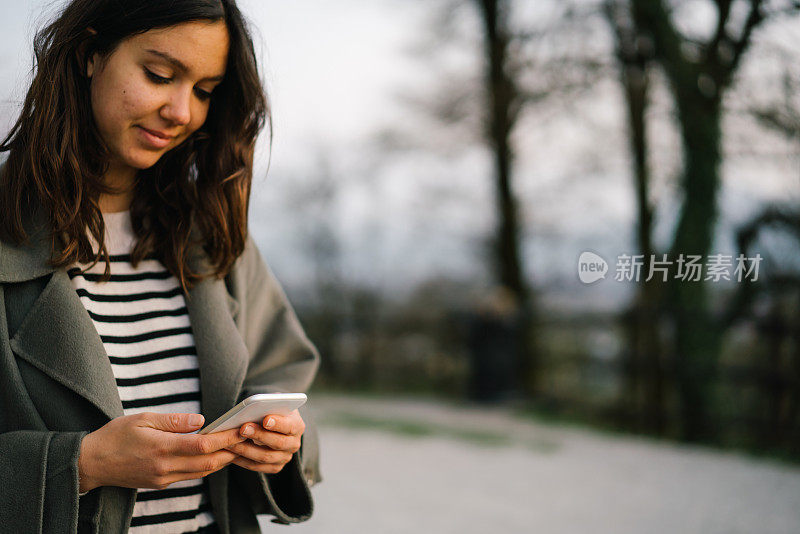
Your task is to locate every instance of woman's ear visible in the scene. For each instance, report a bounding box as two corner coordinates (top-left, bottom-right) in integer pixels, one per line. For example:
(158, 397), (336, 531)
(77, 28), (98, 78)
(86, 52), (96, 78)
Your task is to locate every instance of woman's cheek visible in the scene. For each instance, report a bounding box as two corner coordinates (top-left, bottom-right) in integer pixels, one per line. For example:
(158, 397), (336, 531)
(120, 84), (159, 121)
(188, 103), (209, 134)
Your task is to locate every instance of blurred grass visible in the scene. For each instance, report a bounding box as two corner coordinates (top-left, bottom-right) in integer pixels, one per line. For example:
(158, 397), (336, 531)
(320, 411), (560, 453)
(310, 386), (799, 464)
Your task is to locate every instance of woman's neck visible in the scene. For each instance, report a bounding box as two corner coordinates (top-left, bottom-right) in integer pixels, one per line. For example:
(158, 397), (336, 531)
(99, 161), (137, 213)
(99, 192), (134, 213)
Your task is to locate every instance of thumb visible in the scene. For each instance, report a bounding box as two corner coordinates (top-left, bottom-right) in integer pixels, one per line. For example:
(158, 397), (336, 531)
(140, 412), (205, 433)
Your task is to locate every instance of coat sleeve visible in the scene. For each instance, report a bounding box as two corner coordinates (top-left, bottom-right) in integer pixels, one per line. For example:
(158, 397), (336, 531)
(0, 430), (88, 533)
(0, 277), (92, 533)
(224, 235), (322, 524)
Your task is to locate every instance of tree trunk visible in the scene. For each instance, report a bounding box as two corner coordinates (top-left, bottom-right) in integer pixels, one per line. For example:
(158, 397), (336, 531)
(478, 0), (527, 301)
(608, 1), (665, 434)
(625, 63), (666, 435)
(669, 93), (724, 441)
(477, 0), (535, 394)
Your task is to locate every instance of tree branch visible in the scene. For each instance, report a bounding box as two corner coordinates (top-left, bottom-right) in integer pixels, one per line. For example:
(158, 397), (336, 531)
(706, 0), (733, 66)
(752, 107), (800, 139)
(631, 0), (693, 88)
(726, 0), (765, 76)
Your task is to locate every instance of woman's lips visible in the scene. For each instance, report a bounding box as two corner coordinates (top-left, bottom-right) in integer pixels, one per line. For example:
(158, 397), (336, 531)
(136, 126), (173, 149)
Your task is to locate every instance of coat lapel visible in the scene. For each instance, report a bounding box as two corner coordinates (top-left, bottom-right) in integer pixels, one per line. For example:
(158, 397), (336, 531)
(9, 269), (125, 421)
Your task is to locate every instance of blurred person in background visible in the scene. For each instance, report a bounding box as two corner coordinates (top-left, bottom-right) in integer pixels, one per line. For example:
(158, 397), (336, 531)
(466, 286), (522, 404)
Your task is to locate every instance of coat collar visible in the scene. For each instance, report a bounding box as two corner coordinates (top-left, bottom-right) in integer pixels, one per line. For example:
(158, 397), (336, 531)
(0, 206), (59, 283)
(3, 208), (248, 428)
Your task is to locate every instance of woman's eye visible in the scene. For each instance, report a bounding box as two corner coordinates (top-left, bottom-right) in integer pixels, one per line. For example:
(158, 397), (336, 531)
(145, 67), (211, 101)
(144, 68), (171, 84)
(194, 88), (212, 101)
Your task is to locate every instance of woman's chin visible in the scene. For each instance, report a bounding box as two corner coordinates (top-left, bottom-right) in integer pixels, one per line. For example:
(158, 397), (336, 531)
(122, 150), (168, 170)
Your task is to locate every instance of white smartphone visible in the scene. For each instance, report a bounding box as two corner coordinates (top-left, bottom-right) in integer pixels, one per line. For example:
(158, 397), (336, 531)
(198, 393), (307, 434)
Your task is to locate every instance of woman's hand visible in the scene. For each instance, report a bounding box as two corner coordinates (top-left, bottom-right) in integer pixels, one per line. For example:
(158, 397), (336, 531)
(225, 409), (305, 474)
(78, 412), (246, 492)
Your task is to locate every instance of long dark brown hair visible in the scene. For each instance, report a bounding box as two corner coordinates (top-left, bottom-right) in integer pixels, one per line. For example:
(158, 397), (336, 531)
(0, 0), (268, 290)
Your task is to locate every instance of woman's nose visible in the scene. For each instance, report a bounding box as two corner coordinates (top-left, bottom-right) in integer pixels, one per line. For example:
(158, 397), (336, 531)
(160, 88), (192, 126)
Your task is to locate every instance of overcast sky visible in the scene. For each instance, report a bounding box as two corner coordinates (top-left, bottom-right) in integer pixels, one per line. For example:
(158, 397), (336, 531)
(1, 1), (798, 305)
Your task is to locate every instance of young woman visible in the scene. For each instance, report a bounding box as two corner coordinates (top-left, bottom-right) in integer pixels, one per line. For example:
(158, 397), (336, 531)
(0, 1), (320, 533)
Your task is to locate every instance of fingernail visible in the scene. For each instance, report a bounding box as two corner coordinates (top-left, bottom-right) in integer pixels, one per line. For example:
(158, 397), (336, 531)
(241, 425), (254, 437)
(189, 414), (204, 427)
(266, 418), (276, 429)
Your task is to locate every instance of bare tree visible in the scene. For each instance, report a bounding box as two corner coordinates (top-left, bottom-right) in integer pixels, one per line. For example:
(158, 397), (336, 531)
(476, 0), (527, 307)
(630, 0), (799, 441)
(396, 0), (609, 395)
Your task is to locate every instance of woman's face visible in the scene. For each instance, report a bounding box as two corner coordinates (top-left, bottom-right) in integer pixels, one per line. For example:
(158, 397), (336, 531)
(87, 20), (230, 173)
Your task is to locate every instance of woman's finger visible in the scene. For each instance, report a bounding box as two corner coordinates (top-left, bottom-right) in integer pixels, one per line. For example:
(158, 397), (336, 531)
(156, 468), (225, 489)
(226, 441), (292, 465)
(238, 424), (301, 453)
(230, 455), (290, 474)
(168, 427), (245, 456)
(170, 449), (239, 474)
(259, 410), (305, 436)
(146, 453), (239, 489)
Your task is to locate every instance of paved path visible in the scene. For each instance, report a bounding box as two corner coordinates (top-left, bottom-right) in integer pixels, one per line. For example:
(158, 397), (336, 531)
(258, 394), (800, 533)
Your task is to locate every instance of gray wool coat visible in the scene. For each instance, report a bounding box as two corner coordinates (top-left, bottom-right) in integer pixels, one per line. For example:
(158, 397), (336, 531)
(0, 207), (321, 533)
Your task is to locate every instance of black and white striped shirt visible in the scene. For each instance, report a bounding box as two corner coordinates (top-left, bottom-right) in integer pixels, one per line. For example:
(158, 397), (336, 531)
(69, 210), (217, 534)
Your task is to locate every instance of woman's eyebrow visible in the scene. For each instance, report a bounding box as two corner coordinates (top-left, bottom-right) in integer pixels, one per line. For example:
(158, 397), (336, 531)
(144, 49), (224, 82)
